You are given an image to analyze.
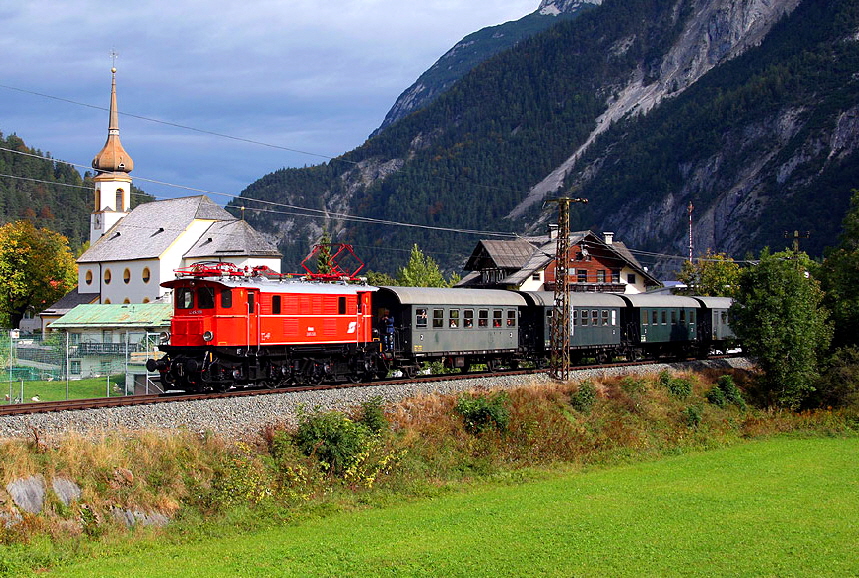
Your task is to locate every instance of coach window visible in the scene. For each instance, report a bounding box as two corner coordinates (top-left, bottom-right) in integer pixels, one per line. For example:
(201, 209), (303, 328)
(601, 310), (609, 326)
(680, 309), (686, 324)
(642, 310), (648, 325)
(611, 310), (617, 326)
(507, 310), (516, 327)
(689, 310), (696, 324)
(449, 309), (460, 328)
(272, 295), (282, 315)
(721, 311), (728, 324)
(671, 310), (677, 324)
(661, 310), (667, 325)
(492, 310), (502, 327)
(652, 310), (658, 325)
(433, 309), (444, 328)
(479, 310), (489, 327)
(581, 311), (589, 326)
(221, 288), (232, 309)
(464, 310), (474, 328)
(591, 310), (599, 326)
(198, 287), (215, 309)
(176, 288), (194, 309)
(416, 308), (428, 328)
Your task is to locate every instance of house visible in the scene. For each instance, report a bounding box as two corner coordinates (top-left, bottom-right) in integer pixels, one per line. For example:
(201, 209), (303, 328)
(457, 227), (660, 293)
(41, 67), (281, 333)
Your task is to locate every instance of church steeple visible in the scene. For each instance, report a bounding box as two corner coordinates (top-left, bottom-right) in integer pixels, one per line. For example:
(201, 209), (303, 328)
(90, 66), (134, 244)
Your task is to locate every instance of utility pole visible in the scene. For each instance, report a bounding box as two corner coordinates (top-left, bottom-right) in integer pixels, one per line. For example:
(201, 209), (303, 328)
(545, 196), (588, 381)
(784, 230), (810, 253)
(687, 202), (694, 262)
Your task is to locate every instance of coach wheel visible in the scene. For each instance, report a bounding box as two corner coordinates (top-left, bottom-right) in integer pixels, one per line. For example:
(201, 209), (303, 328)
(595, 351), (610, 364)
(402, 365), (417, 379)
(486, 359), (499, 373)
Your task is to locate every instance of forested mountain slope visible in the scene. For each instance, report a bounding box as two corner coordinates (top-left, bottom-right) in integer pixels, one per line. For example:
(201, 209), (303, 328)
(233, 0), (859, 277)
(0, 132), (152, 251)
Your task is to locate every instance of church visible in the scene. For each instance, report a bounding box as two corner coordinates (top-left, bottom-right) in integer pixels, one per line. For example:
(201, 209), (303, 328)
(40, 67), (281, 332)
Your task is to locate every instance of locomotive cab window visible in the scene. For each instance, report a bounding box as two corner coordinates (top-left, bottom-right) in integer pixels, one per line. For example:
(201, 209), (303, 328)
(221, 288), (232, 309)
(247, 292), (255, 313)
(197, 287), (215, 309)
(338, 297), (346, 315)
(176, 288), (194, 310)
(272, 295), (282, 315)
(416, 308), (428, 327)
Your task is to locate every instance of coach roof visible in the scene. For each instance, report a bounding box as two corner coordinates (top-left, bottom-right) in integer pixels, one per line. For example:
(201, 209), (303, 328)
(378, 286), (526, 307)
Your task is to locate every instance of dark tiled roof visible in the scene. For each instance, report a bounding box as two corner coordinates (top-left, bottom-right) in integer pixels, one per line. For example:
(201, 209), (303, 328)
(40, 287), (98, 315)
(185, 220), (280, 259)
(78, 196), (234, 263)
(463, 239), (537, 270)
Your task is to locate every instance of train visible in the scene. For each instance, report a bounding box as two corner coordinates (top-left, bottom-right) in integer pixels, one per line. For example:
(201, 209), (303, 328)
(146, 261), (736, 393)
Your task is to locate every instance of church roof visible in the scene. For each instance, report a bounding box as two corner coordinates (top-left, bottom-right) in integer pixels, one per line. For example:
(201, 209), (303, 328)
(78, 195), (259, 263)
(185, 219), (281, 259)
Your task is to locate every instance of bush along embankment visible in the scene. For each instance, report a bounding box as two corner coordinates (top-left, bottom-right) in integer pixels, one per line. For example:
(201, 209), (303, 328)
(0, 367), (857, 574)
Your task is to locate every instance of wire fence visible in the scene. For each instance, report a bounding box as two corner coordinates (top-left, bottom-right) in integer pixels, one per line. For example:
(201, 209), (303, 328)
(1, 330), (164, 405)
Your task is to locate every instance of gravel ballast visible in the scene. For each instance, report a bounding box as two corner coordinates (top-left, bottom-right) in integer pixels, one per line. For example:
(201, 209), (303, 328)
(0, 358), (753, 441)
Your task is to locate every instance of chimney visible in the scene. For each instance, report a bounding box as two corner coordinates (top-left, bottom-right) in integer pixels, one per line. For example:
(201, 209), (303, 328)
(603, 231), (614, 245)
(548, 223), (559, 240)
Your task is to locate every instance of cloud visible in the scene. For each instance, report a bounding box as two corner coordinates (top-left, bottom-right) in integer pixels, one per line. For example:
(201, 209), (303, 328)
(2, 1), (537, 199)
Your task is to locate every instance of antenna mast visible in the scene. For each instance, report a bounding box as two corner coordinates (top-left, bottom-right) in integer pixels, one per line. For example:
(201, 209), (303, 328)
(687, 201), (694, 262)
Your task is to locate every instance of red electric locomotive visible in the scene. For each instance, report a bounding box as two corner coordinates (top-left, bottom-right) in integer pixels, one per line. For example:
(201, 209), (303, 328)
(146, 261), (381, 392)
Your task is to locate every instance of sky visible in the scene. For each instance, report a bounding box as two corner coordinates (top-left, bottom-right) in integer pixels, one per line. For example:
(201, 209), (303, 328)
(1, 1), (539, 205)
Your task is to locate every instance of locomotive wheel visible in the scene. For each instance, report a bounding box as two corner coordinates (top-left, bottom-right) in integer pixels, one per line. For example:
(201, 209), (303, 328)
(347, 372), (363, 384)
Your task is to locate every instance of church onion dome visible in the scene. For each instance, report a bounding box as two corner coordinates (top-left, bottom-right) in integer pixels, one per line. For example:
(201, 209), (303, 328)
(92, 67), (134, 174)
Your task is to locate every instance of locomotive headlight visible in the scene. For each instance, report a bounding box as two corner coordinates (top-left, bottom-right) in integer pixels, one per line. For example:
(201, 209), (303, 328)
(202, 330), (214, 342)
(159, 331), (171, 344)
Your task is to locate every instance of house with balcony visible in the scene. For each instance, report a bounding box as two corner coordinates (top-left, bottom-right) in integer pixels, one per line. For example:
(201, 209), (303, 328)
(457, 228), (660, 293)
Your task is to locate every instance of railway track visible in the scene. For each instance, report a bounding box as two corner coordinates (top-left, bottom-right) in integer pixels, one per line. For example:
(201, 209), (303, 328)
(0, 355), (741, 417)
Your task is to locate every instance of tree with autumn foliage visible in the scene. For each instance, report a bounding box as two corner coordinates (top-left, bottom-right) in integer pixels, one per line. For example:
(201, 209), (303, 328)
(0, 221), (77, 328)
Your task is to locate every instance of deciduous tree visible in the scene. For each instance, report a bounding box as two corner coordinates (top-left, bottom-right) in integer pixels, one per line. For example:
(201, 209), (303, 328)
(730, 248), (832, 408)
(397, 245), (453, 287)
(0, 221), (77, 328)
(676, 250), (740, 296)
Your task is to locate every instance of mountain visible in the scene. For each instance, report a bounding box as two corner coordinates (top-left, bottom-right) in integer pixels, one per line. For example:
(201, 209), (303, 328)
(372, 0), (600, 136)
(232, 0), (859, 278)
(0, 132), (152, 251)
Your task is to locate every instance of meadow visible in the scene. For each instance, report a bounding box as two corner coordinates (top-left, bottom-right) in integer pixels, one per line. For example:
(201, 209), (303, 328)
(50, 437), (858, 577)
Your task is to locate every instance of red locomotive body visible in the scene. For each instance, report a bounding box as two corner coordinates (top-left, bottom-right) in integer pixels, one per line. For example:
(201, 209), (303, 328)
(148, 264), (380, 391)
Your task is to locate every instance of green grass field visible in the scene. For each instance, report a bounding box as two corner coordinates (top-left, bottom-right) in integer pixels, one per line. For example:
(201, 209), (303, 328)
(51, 436), (859, 577)
(1, 375), (126, 403)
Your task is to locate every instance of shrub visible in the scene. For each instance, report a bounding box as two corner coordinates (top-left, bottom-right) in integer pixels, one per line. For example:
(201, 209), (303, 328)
(683, 406), (702, 428)
(571, 381), (598, 413)
(454, 392), (510, 434)
(358, 396), (389, 434)
(660, 371), (693, 399)
(811, 347), (859, 409)
(294, 409), (372, 475)
(706, 386), (727, 408)
(619, 376), (648, 394)
(717, 375), (747, 409)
